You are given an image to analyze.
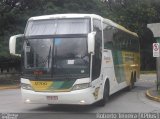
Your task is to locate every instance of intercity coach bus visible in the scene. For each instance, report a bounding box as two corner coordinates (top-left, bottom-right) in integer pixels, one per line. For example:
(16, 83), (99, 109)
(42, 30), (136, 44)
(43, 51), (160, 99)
(9, 14), (140, 106)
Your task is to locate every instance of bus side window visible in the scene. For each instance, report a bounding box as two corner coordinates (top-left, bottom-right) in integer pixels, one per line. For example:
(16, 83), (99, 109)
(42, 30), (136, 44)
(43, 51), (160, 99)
(113, 28), (121, 50)
(103, 23), (114, 49)
(92, 19), (102, 80)
(132, 37), (139, 52)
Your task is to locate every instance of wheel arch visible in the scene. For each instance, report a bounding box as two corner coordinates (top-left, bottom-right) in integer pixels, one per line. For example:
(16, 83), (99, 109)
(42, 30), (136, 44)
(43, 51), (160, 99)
(103, 77), (110, 95)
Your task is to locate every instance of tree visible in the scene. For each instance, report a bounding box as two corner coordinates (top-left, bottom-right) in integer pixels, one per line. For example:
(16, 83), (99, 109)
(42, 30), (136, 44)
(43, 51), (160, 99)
(0, 0), (160, 70)
(102, 0), (160, 70)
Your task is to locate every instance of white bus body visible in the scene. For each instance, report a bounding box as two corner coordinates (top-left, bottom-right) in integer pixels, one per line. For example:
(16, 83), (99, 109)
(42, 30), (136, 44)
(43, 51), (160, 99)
(9, 14), (140, 106)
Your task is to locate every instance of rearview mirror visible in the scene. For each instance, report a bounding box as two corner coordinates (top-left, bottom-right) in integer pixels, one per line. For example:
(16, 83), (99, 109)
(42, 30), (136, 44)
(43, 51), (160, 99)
(88, 32), (96, 54)
(9, 34), (24, 56)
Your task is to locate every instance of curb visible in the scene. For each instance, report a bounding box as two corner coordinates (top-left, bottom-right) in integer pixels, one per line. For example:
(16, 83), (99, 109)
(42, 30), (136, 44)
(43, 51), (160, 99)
(145, 89), (160, 102)
(0, 85), (20, 90)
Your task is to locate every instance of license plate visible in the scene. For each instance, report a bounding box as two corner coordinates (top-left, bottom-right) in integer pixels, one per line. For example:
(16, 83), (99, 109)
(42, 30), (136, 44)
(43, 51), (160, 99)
(47, 96), (58, 100)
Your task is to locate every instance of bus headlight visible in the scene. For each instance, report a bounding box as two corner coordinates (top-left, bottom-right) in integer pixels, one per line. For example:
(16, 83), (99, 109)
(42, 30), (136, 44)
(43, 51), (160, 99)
(21, 83), (33, 90)
(72, 83), (90, 90)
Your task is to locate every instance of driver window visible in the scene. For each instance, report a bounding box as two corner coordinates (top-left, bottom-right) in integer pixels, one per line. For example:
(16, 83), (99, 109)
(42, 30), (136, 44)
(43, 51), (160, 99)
(92, 19), (102, 80)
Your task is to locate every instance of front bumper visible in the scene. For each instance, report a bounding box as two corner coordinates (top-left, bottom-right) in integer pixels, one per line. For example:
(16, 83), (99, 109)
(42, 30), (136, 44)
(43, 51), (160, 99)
(21, 88), (96, 105)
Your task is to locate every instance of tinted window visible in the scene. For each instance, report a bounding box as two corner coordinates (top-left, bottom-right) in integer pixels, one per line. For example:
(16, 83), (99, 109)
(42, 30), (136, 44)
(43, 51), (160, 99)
(112, 29), (139, 52)
(103, 23), (114, 49)
(92, 19), (102, 80)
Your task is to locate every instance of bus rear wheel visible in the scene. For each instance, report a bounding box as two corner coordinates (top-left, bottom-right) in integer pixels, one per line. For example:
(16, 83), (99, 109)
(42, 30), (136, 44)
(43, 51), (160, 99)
(128, 73), (135, 90)
(97, 81), (109, 106)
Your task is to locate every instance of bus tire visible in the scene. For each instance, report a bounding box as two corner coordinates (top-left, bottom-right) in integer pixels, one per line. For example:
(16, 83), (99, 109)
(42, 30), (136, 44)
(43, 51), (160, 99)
(97, 80), (109, 106)
(133, 72), (136, 82)
(128, 73), (134, 90)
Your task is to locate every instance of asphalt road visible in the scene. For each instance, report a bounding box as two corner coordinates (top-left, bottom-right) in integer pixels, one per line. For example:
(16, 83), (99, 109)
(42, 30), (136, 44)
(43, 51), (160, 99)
(0, 74), (160, 119)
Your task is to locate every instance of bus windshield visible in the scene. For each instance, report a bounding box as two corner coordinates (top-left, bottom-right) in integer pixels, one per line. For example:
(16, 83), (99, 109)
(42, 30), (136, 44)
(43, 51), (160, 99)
(24, 37), (90, 76)
(25, 18), (90, 36)
(24, 39), (52, 69)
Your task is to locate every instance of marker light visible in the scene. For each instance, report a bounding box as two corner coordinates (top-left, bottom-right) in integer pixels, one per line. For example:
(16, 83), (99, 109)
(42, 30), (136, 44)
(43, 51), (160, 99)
(25, 99), (31, 103)
(80, 100), (85, 104)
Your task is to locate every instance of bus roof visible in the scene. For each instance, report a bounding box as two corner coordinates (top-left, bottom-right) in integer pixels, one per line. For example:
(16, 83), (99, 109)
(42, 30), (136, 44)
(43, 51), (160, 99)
(29, 14), (102, 20)
(29, 13), (138, 37)
(103, 19), (138, 37)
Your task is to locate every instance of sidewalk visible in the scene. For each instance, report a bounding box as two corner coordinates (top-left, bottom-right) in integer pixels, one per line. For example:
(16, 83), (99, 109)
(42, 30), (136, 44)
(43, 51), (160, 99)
(146, 89), (160, 102)
(0, 84), (20, 90)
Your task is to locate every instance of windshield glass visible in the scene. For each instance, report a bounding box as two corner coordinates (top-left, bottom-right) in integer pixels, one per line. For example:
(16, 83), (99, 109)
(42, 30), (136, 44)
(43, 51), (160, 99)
(24, 39), (52, 69)
(53, 37), (89, 76)
(24, 37), (90, 77)
(25, 18), (90, 36)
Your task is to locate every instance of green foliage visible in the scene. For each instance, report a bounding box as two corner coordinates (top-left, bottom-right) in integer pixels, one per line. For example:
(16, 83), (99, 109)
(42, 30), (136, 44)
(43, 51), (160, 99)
(0, 0), (160, 70)
(0, 0), (108, 58)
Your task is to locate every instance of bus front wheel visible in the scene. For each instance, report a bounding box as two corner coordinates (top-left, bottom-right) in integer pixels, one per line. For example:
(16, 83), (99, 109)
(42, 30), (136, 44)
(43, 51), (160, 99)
(128, 73), (135, 90)
(97, 80), (109, 106)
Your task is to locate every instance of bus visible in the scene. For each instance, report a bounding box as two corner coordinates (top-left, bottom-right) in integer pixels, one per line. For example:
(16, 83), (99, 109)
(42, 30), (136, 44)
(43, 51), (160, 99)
(9, 14), (140, 106)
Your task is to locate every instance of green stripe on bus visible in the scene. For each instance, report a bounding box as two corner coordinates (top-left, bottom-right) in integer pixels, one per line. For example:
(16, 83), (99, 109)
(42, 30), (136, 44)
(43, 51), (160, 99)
(49, 80), (76, 90)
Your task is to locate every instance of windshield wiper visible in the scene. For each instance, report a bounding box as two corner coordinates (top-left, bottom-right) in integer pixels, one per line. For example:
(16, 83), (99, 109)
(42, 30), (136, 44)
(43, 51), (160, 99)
(48, 46), (51, 68)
